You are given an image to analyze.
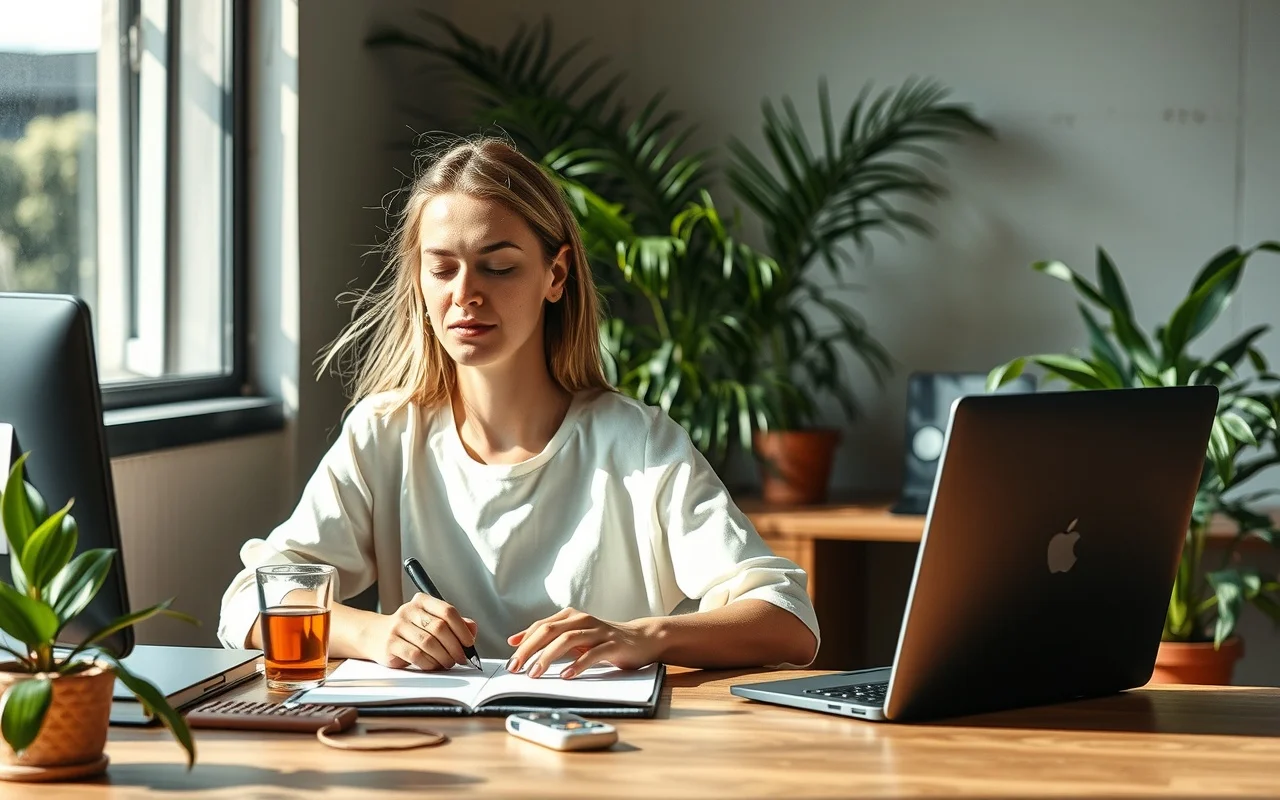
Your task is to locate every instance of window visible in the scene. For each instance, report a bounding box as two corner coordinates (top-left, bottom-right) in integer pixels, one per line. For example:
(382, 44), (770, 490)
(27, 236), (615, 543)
(0, 0), (245, 410)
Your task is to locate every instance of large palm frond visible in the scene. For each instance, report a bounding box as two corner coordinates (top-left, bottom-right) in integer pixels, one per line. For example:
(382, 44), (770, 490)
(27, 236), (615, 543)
(729, 78), (993, 275)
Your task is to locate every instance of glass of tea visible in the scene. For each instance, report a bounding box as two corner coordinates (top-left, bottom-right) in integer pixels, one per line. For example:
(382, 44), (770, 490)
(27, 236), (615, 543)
(255, 563), (335, 691)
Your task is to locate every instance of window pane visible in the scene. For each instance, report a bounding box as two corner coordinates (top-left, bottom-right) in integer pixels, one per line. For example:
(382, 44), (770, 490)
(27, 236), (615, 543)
(172, 0), (230, 377)
(0, 0), (101, 332)
(1, 0), (235, 393)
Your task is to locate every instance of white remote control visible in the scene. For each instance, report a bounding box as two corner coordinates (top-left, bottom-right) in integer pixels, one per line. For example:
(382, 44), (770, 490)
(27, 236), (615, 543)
(505, 711), (619, 751)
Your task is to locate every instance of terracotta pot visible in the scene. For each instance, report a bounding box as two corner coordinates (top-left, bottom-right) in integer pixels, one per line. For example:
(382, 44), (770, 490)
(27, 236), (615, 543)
(753, 429), (841, 505)
(1149, 638), (1244, 685)
(0, 663), (114, 770)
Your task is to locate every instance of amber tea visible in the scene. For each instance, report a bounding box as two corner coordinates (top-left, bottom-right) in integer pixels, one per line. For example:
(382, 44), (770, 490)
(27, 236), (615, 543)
(261, 605), (331, 688)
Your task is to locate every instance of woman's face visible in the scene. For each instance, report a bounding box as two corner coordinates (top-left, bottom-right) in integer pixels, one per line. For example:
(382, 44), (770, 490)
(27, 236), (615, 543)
(417, 192), (568, 372)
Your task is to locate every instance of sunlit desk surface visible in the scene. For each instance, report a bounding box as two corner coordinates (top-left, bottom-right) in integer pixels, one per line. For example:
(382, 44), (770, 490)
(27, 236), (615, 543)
(13, 663), (1280, 799)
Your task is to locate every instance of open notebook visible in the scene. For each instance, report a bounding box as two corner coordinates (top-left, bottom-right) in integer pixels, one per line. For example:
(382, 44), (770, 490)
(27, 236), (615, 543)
(293, 658), (665, 718)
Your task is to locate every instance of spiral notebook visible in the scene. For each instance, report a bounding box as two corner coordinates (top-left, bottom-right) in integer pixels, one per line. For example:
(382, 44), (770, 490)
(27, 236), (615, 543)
(293, 658), (665, 718)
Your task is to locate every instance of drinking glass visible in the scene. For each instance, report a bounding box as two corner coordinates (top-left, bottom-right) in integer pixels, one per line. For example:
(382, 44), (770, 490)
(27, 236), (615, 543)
(255, 564), (335, 691)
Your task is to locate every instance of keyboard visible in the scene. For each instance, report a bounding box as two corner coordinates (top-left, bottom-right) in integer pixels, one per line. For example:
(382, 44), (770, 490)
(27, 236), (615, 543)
(803, 681), (888, 705)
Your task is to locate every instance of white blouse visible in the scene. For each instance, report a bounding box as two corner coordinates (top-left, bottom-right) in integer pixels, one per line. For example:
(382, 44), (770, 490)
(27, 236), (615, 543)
(218, 389), (820, 665)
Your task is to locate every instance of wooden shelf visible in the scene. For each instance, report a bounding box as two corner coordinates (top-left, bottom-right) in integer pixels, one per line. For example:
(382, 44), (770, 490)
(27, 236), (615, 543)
(738, 495), (1277, 549)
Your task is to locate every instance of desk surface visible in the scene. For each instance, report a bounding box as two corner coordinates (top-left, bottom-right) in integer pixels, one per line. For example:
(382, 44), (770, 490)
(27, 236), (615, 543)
(13, 667), (1280, 798)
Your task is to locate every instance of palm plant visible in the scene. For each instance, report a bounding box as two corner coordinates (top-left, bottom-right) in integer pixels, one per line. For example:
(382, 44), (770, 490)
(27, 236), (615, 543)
(728, 80), (992, 427)
(988, 242), (1280, 646)
(369, 14), (780, 462)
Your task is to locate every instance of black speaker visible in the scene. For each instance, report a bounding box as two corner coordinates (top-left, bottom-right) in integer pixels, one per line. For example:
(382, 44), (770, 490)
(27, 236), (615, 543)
(890, 371), (1036, 515)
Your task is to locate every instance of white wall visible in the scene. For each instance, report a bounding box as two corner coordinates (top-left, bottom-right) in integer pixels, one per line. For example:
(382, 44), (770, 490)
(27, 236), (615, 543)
(111, 0), (1280, 683)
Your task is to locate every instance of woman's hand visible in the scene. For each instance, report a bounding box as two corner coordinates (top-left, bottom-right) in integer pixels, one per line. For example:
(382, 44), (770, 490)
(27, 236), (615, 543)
(506, 608), (661, 679)
(361, 592), (478, 671)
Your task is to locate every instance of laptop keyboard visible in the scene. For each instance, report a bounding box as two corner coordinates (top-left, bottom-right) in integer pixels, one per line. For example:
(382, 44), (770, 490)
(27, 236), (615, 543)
(803, 681), (888, 705)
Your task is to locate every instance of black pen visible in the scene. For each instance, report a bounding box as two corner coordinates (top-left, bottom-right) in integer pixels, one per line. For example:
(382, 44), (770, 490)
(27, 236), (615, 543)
(402, 557), (482, 669)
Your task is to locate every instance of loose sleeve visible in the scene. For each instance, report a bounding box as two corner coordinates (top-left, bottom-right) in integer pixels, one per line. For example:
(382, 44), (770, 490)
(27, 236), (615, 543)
(216, 400), (385, 649)
(645, 414), (821, 667)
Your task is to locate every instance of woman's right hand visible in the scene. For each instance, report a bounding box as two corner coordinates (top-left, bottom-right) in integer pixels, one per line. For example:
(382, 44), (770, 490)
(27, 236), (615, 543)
(360, 593), (478, 670)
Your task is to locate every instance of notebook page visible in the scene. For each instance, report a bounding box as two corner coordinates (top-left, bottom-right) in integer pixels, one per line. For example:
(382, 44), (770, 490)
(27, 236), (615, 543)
(296, 658), (503, 708)
(477, 660), (660, 707)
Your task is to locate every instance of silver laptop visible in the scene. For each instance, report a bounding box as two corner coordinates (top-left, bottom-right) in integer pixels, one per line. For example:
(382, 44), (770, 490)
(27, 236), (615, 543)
(110, 645), (261, 725)
(732, 385), (1217, 723)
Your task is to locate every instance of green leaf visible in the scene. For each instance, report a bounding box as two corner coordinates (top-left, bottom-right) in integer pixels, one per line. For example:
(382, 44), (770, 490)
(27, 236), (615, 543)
(1096, 248), (1133, 321)
(1164, 250), (1247, 357)
(1205, 325), (1270, 380)
(100, 658), (196, 768)
(1031, 354), (1107, 390)
(986, 358), (1026, 392)
(1078, 305), (1128, 385)
(19, 500), (75, 591)
(1219, 411), (1257, 446)
(1230, 396), (1277, 430)
(0, 582), (58, 645)
(46, 549), (114, 626)
(1207, 571), (1244, 646)
(1208, 418), (1234, 484)
(0, 677), (52, 755)
(1, 453), (35, 559)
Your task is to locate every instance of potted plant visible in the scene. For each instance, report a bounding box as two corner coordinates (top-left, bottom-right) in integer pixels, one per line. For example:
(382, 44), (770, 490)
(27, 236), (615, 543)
(727, 80), (991, 503)
(988, 242), (1280, 684)
(0, 452), (196, 780)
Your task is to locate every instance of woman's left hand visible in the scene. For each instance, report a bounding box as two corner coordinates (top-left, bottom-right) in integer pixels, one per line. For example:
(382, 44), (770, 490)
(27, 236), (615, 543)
(506, 608), (661, 679)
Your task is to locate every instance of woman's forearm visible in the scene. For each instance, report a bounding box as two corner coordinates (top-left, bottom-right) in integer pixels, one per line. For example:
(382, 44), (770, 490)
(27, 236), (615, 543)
(642, 599), (817, 669)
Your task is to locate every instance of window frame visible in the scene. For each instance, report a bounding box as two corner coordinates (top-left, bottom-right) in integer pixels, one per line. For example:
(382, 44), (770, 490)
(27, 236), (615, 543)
(99, 0), (249, 413)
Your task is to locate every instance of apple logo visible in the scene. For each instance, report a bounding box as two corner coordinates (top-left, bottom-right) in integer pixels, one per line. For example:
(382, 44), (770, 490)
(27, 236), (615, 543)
(1047, 518), (1081, 573)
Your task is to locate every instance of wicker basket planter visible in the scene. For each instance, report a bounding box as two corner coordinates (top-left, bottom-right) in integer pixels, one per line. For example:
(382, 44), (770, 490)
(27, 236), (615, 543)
(0, 663), (114, 782)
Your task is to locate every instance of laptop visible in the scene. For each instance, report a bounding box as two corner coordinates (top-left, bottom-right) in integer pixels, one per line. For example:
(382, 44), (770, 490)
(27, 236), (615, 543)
(110, 645), (262, 725)
(732, 385), (1217, 723)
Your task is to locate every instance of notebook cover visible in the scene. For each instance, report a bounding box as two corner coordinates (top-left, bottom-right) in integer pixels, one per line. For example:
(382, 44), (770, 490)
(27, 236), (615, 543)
(354, 663), (666, 719)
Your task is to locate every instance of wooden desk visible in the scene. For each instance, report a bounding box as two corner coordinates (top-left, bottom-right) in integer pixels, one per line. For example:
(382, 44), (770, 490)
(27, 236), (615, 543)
(10, 668), (1280, 798)
(740, 497), (1278, 669)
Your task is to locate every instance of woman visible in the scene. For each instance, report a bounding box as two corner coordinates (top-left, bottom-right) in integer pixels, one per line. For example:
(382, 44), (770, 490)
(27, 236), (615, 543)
(218, 138), (819, 678)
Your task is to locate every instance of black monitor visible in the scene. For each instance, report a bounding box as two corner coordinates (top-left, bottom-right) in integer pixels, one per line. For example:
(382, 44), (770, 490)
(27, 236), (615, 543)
(0, 292), (133, 657)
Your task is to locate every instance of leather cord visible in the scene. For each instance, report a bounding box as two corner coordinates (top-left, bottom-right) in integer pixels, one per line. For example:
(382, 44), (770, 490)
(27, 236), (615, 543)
(316, 721), (449, 751)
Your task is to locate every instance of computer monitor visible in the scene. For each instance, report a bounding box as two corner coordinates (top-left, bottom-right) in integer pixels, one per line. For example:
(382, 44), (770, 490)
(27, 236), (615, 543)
(0, 292), (133, 657)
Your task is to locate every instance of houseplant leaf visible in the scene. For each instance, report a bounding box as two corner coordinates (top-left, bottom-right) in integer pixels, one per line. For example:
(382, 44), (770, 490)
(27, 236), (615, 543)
(0, 582), (59, 645)
(1204, 570), (1260, 647)
(19, 500), (76, 590)
(1163, 249), (1246, 358)
(0, 676), (52, 755)
(1220, 411), (1257, 446)
(45, 548), (114, 627)
(96, 655), (195, 768)
(1, 453), (35, 558)
(1030, 355), (1108, 390)
(986, 357), (1026, 392)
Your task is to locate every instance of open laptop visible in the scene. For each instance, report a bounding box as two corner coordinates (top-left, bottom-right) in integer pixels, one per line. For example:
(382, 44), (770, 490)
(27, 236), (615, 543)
(732, 385), (1217, 722)
(0, 293), (261, 725)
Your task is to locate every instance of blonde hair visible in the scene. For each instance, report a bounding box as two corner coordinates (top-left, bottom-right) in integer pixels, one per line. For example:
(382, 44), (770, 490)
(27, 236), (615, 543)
(320, 137), (611, 412)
